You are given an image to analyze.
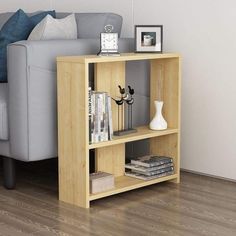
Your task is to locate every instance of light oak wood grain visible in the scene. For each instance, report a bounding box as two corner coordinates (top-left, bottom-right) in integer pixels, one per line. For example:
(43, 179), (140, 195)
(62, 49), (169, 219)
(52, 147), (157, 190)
(89, 126), (179, 149)
(57, 53), (180, 64)
(57, 54), (181, 208)
(150, 57), (181, 183)
(95, 62), (126, 177)
(57, 62), (89, 208)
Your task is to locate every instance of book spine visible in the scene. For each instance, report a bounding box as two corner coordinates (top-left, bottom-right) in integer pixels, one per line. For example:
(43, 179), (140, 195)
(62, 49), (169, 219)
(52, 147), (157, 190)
(131, 158), (173, 168)
(98, 93), (103, 142)
(94, 93), (99, 143)
(132, 166), (174, 176)
(107, 96), (113, 140)
(92, 92), (96, 143)
(104, 93), (109, 141)
(125, 162), (174, 173)
(149, 159), (173, 167)
(101, 93), (107, 141)
(88, 87), (92, 144)
(125, 170), (174, 180)
(146, 162), (173, 172)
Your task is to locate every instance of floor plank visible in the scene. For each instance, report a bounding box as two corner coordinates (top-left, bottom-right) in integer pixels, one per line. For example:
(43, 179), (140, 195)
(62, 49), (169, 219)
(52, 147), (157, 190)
(0, 159), (235, 235)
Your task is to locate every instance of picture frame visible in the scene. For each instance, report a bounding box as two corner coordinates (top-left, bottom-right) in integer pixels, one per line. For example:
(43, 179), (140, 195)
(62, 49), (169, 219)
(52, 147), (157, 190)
(135, 25), (163, 53)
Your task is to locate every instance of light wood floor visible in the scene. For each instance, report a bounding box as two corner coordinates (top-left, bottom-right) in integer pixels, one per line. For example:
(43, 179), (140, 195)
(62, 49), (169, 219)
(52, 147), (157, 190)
(0, 159), (236, 236)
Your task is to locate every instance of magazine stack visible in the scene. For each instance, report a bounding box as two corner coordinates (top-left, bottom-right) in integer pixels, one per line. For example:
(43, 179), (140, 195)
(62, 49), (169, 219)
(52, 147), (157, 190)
(125, 155), (174, 180)
(89, 88), (113, 144)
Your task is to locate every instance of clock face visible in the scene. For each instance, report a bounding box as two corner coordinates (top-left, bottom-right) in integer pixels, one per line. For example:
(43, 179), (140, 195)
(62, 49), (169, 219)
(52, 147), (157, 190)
(101, 33), (118, 51)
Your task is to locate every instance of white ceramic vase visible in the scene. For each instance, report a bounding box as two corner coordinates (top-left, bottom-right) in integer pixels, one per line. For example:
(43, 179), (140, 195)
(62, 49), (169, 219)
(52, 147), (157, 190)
(149, 101), (167, 130)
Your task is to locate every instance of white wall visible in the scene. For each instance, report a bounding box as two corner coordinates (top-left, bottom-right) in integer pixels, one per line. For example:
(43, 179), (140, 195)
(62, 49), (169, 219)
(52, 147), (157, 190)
(136, 0), (236, 180)
(1, 0), (236, 180)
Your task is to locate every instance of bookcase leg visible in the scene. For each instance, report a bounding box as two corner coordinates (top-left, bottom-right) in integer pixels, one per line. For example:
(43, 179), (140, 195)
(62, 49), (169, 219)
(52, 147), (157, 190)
(171, 175), (180, 184)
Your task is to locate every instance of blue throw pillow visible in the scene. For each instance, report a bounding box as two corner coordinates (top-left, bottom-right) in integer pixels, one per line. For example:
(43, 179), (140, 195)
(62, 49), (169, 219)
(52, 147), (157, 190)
(0, 9), (56, 82)
(30, 10), (56, 26)
(0, 9), (32, 82)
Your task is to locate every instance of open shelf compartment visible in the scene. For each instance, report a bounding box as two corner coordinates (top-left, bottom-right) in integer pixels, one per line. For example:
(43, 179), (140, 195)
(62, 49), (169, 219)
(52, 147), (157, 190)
(89, 174), (178, 201)
(93, 132), (180, 200)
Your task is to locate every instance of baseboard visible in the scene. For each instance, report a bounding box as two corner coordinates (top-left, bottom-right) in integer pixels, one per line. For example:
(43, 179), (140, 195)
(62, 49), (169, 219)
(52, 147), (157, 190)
(181, 168), (236, 183)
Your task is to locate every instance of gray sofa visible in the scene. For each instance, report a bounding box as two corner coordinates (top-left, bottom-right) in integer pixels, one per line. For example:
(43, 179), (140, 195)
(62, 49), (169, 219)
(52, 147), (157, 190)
(0, 12), (134, 189)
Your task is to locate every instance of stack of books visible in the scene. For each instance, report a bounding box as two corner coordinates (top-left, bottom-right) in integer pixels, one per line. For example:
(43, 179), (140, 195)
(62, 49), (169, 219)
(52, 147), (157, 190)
(125, 155), (174, 180)
(89, 88), (113, 144)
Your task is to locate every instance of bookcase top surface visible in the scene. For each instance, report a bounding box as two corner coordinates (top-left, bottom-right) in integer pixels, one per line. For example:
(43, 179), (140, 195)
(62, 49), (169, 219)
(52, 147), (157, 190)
(57, 53), (180, 64)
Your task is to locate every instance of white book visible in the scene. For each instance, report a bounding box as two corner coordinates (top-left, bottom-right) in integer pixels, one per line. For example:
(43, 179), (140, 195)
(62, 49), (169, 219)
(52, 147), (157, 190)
(101, 92), (107, 141)
(88, 87), (92, 143)
(107, 96), (113, 140)
(94, 93), (100, 143)
(104, 94), (109, 141)
(97, 93), (103, 142)
(91, 92), (95, 143)
(90, 91), (112, 143)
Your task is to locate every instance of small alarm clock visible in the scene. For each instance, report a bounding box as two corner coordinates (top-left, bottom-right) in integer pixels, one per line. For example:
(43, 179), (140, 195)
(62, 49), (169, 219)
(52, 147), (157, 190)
(97, 25), (120, 56)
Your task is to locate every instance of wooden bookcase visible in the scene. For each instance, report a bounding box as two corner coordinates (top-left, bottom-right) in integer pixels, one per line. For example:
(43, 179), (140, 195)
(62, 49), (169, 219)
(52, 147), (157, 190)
(57, 53), (181, 208)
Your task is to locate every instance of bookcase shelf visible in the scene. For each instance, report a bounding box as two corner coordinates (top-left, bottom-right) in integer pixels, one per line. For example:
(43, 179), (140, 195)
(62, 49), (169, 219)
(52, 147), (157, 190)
(57, 53), (181, 208)
(89, 174), (178, 201)
(89, 126), (179, 149)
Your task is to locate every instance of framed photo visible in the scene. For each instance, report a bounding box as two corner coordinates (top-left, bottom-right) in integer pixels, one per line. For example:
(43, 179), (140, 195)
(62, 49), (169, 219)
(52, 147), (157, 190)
(135, 25), (163, 53)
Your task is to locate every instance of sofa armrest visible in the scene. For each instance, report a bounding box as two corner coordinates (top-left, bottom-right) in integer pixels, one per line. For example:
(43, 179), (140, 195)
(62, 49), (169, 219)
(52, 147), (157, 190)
(7, 38), (134, 161)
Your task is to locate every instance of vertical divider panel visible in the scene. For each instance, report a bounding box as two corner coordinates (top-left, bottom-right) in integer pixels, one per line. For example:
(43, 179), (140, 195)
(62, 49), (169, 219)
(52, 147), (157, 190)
(94, 62), (126, 177)
(150, 59), (165, 120)
(150, 57), (181, 183)
(57, 61), (90, 208)
(150, 134), (178, 176)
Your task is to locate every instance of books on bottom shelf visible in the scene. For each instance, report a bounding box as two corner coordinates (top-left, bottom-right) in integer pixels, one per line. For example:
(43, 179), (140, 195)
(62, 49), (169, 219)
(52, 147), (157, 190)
(131, 155), (173, 167)
(89, 88), (113, 144)
(125, 155), (174, 180)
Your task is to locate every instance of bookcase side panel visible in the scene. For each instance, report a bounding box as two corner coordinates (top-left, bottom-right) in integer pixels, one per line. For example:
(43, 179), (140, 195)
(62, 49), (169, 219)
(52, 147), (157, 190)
(94, 62), (126, 177)
(57, 62), (90, 208)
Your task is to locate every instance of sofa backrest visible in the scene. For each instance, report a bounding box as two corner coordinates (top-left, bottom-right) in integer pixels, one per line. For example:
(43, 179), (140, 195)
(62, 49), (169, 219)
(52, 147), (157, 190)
(0, 12), (123, 38)
(0, 13), (12, 29)
(57, 13), (122, 38)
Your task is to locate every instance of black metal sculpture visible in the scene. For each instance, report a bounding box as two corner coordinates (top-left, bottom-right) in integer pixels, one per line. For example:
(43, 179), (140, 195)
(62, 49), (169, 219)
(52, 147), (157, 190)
(113, 85), (137, 136)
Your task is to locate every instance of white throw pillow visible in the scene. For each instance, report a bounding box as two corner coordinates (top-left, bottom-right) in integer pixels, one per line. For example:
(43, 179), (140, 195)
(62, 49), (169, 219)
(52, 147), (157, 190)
(28, 14), (77, 40)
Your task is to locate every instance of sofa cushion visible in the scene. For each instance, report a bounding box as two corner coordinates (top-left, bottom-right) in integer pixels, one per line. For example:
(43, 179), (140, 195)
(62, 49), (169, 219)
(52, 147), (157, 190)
(0, 9), (56, 82)
(28, 14), (77, 40)
(0, 83), (8, 140)
(30, 10), (56, 26)
(0, 11), (56, 30)
(0, 9), (33, 82)
(56, 13), (122, 38)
